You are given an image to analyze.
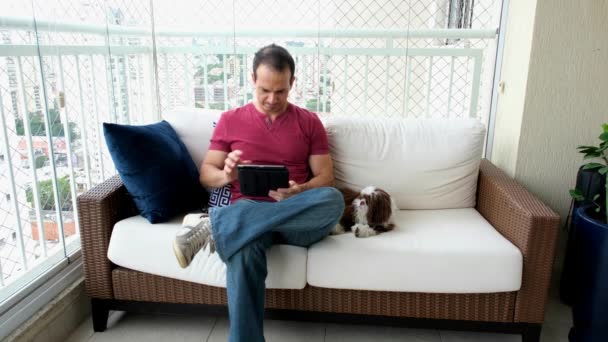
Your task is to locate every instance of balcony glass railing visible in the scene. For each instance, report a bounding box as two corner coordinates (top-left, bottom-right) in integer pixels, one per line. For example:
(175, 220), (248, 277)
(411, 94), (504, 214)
(0, 0), (502, 316)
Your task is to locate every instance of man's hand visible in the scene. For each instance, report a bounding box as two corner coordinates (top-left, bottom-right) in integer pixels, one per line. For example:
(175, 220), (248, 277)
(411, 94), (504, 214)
(223, 150), (251, 183)
(269, 180), (304, 201)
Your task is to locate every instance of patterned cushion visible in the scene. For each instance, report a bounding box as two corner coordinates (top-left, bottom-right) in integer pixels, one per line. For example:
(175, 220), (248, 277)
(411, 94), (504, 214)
(209, 184), (232, 207)
(208, 120), (232, 208)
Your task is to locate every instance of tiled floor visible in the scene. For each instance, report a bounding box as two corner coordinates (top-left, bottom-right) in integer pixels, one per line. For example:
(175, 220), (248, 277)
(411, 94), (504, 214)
(66, 291), (572, 342)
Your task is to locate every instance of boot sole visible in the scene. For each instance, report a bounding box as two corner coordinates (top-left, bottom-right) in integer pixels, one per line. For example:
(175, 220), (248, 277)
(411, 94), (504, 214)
(173, 240), (189, 268)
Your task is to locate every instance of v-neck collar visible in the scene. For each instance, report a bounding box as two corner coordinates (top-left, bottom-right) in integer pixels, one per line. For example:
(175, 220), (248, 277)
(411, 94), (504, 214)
(250, 103), (292, 131)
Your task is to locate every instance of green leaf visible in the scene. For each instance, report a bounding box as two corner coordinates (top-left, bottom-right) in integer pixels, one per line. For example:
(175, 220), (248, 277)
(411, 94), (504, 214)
(602, 123), (608, 133)
(583, 163), (604, 170)
(593, 194), (601, 200)
(600, 132), (608, 142)
(596, 207), (601, 213)
(570, 189), (585, 201)
(580, 148), (599, 154)
(600, 167), (608, 175)
(577, 145), (599, 150)
(584, 152), (602, 159)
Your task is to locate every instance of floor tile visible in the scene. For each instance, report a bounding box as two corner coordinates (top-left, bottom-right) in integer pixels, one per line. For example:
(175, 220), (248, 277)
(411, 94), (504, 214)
(439, 330), (520, 342)
(206, 316), (228, 342)
(207, 317), (325, 342)
(264, 319), (325, 342)
(325, 323), (440, 342)
(88, 312), (215, 342)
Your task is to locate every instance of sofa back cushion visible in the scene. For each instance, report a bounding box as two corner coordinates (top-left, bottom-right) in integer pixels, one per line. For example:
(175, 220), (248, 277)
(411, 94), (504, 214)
(164, 108), (232, 207)
(323, 116), (486, 210)
(163, 107), (223, 171)
(164, 108), (486, 210)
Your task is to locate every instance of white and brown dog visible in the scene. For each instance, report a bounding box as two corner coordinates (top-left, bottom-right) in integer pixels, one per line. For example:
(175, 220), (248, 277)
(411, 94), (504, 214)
(331, 186), (395, 238)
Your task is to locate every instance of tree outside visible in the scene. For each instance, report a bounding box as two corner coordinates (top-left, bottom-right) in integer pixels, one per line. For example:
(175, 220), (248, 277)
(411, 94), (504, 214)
(15, 108), (79, 142)
(35, 155), (48, 169)
(306, 98), (331, 113)
(26, 176), (73, 211)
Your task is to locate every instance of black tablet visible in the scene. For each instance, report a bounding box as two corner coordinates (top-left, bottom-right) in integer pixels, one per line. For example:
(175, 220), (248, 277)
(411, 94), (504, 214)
(237, 165), (289, 197)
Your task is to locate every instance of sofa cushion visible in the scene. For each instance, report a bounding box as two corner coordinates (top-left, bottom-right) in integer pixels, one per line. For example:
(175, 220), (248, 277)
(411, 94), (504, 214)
(307, 208), (522, 293)
(103, 120), (208, 223)
(322, 116), (486, 209)
(209, 184), (232, 207)
(163, 107), (223, 171)
(107, 215), (308, 289)
(164, 108), (232, 207)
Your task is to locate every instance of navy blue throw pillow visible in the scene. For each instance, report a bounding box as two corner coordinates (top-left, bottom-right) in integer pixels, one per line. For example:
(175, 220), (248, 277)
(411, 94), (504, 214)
(103, 120), (208, 223)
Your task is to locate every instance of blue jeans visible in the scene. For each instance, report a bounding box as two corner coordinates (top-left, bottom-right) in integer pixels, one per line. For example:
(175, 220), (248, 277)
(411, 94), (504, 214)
(208, 187), (344, 342)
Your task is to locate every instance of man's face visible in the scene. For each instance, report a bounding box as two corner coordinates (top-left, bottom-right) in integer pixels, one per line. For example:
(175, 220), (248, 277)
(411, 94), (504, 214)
(252, 64), (294, 116)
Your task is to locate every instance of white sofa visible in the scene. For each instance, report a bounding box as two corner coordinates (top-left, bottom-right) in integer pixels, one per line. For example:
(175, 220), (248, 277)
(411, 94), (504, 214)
(79, 108), (559, 342)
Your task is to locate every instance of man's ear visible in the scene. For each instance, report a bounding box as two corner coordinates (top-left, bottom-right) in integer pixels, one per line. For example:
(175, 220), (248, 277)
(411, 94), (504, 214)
(250, 72), (256, 86)
(290, 76), (296, 88)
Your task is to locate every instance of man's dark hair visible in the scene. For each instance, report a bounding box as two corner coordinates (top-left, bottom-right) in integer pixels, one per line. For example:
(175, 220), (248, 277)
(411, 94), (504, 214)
(252, 44), (295, 81)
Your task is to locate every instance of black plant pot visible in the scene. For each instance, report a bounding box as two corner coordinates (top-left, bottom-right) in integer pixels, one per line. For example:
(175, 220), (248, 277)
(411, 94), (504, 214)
(569, 205), (608, 342)
(561, 168), (606, 305)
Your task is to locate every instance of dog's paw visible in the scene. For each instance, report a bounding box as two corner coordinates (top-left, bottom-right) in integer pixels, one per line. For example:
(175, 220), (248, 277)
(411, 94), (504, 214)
(353, 224), (376, 238)
(330, 224), (346, 235)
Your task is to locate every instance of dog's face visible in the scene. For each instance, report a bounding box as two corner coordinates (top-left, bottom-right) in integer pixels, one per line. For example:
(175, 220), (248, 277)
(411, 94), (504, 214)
(353, 186), (393, 225)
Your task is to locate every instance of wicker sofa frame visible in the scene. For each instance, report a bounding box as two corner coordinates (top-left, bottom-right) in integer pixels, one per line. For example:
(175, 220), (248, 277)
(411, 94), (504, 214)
(78, 159), (559, 342)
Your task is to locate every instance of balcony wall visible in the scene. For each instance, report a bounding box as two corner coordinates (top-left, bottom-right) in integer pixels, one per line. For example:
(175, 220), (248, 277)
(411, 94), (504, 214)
(492, 0), (608, 269)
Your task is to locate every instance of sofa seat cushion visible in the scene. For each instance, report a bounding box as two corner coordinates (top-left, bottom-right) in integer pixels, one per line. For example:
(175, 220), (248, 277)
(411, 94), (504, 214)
(307, 208), (523, 293)
(108, 215), (308, 289)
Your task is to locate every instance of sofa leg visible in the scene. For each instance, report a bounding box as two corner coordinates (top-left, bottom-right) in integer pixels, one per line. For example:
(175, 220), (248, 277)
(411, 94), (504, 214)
(522, 324), (542, 342)
(91, 298), (109, 332)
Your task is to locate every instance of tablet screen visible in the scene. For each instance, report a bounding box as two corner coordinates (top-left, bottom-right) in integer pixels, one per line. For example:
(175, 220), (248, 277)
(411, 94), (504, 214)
(237, 165), (289, 197)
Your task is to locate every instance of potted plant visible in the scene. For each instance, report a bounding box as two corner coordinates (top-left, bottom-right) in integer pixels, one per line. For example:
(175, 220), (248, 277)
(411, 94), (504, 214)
(568, 123), (608, 342)
(570, 123), (608, 221)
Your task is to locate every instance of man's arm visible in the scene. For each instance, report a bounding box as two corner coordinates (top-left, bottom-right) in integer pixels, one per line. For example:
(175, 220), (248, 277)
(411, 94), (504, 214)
(200, 150), (248, 188)
(269, 153), (335, 201)
(300, 154), (335, 191)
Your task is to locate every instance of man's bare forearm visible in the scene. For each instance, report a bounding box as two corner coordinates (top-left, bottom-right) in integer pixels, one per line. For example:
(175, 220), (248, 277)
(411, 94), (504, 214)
(300, 172), (335, 191)
(200, 163), (231, 188)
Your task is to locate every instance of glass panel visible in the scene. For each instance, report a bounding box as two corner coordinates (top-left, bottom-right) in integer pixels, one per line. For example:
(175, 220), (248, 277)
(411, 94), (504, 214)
(0, 0), (68, 301)
(106, 0), (158, 124)
(233, 0), (321, 112)
(153, 0), (237, 113)
(0, 0), (503, 305)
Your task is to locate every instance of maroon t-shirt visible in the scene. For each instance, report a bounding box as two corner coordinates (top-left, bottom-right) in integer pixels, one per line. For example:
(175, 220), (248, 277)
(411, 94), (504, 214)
(209, 102), (329, 203)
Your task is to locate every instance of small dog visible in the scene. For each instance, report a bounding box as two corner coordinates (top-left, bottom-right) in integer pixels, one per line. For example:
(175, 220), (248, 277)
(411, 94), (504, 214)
(331, 186), (395, 238)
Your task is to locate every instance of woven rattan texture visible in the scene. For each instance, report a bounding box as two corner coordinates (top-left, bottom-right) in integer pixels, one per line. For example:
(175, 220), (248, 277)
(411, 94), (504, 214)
(79, 159), (558, 324)
(476, 159), (560, 323)
(78, 175), (138, 299)
(112, 267), (516, 322)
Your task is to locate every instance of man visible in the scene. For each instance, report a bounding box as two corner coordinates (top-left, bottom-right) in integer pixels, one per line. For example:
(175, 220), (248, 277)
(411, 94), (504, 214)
(172, 44), (344, 342)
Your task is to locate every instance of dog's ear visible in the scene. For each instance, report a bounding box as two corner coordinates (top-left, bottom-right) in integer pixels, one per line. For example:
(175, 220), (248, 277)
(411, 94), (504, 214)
(367, 190), (393, 225)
